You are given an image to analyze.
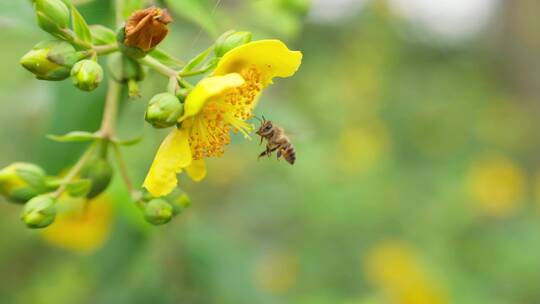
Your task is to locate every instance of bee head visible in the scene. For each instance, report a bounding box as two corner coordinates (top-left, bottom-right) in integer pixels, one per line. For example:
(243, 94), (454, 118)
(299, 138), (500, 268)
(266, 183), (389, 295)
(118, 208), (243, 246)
(256, 118), (273, 136)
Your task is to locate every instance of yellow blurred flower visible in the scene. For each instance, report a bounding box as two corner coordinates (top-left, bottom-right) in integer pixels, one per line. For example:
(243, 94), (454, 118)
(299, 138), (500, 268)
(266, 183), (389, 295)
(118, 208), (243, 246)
(364, 240), (449, 304)
(337, 119), (390, 174)
(144, 40), (302, 197)
(40, 197), (113, 254)
(466, 153), (525, 217)
(252, 250), (299, 294)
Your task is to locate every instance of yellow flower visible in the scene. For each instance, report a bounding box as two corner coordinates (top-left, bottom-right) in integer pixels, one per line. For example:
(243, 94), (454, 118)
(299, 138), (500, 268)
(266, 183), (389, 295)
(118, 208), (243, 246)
(466, 153), (525, 218)
(364, 240), (450, 304)
(143, 40), (302, 196)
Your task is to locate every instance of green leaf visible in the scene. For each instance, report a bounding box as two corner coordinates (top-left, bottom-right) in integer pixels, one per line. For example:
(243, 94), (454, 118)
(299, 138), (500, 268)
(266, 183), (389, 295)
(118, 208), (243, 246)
(122, 0), (144, 19)
(114, 136), (143, 146)
(66, 179), (92, 197)
(164, 0), (219, 37)
(149, 48), (186, 69)
(182, 46), (212, 72)
(89, 25), (116, 45)
(70, 5), (92, 44)
(47, 131), (100, 142)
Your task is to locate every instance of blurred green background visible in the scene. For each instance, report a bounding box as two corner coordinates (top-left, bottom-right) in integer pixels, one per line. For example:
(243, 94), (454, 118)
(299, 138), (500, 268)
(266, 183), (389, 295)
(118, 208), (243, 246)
(2, 0), (540, 303)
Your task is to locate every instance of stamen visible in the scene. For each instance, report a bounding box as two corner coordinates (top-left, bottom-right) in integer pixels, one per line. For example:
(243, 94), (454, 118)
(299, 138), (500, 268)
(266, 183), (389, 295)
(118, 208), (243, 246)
(188, 66), (262, 159)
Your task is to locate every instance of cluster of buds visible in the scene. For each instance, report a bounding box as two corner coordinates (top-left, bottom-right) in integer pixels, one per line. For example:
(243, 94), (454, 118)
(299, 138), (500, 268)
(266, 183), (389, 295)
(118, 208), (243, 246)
(0, 143), (114, 229)
(20, 0), (104, 92)
(14, 1), (258, 229)
(139, 189), (191, 225)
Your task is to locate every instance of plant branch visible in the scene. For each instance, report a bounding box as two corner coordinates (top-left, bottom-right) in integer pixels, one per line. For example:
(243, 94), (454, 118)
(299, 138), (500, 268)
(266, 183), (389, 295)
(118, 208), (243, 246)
(52, 143), (97, 199)
(111, 143), (138, 199)
(179, 63), (216, 77)
(99, 80), (122, 138)
(140, 56), (178, 77)
(94, 43), (119, 55)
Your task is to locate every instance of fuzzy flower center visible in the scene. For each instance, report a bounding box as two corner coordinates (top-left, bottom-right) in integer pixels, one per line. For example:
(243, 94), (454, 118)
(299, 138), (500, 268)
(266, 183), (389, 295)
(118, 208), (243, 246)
(189, 67), (263, 160)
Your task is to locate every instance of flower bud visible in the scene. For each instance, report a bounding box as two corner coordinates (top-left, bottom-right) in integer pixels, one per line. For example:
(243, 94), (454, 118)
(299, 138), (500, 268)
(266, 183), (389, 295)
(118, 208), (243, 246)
(144, 198), (173, 225)
(214, 31), (252, 57)
(70, 60), (104, 91)
(166, 189), (190, 216)
(118, 7), (172, 58)
(0, 163), (48, 204)
(80, 157), (113, 199)
(33, 0), (70, 39)
(21, 195), (56, 229)
(145, 93), (184, 128)
(20, 40), (83, 81)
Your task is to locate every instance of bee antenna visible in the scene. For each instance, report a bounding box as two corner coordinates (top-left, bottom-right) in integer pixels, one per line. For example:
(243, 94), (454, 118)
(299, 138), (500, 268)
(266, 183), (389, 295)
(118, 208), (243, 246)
(254, 116), (262, 122)
(262, 115), (266, 122)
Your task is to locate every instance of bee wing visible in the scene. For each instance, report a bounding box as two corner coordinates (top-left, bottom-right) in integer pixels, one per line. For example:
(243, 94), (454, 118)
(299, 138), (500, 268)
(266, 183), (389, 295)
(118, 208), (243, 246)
(284, 128), (315, 141)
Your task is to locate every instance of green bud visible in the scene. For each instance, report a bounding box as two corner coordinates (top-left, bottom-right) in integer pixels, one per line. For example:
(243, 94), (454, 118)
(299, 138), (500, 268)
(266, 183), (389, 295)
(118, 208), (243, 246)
(117, 27), (147, 59)
(144, 199), (173, 225)
(20, 40), (83, 81)
(80, 157), (113, 199)
(33, 0), (71, 39)
(108, 53), (146, 98)
(145, 93), (184, 128)
(215, 31), (252, 57)
(21, 195), (56, 229)
(70, 59), (104, 91)
(0, 163), (48, 204)
(166, 189), (191, 216)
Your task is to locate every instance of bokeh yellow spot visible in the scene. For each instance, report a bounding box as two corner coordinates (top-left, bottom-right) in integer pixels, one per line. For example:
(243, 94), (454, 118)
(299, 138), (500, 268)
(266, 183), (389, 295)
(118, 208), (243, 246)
(337, 120), (390, 174)
(364, 240), (449, 304)
(466, 154), (525, 217)
(40, 197), (113, 254)
(252, 250), (299, 294)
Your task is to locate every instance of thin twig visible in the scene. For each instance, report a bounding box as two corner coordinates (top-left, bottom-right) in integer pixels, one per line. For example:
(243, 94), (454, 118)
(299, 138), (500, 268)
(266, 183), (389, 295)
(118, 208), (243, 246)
(140, 56), (179, 77)
(111, 143), (136, 198)
(94, 43), (119, 55)
(99, 80), (122, 138)
(52, 143), (97, 199)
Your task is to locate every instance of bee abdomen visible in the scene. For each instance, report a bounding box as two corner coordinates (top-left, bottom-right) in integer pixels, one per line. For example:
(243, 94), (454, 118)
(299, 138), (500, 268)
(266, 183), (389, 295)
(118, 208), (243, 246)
(282, 144), (296, 165)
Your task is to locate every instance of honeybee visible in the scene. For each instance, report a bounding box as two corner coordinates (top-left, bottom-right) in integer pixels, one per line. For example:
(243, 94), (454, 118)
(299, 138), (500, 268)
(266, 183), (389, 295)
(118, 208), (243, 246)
(255, 116), (296, 165)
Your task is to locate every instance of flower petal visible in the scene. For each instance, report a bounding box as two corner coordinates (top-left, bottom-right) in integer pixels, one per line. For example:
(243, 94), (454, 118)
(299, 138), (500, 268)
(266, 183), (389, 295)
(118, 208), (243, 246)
(180, 73), (245, 120)
(143, 128), (192, 197)
(185, 159), (207, 182)
(213, 39), (302, 86)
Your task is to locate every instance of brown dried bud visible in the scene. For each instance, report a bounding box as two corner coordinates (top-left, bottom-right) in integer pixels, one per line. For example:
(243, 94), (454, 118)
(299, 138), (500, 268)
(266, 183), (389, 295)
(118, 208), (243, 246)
(124, 7), (172, 52)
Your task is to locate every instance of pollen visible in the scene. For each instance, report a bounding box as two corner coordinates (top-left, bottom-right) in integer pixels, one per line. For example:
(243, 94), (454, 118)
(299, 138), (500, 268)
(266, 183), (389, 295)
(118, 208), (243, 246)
(189, 66), (262, 160)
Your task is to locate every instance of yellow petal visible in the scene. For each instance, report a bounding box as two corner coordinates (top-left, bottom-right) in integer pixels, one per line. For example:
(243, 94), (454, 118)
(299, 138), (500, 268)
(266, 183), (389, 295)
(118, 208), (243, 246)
(180, 73), (245, 120)
(213, 39), (303, 86)
(143, 128), (192, 197)
(185, 159), (207, 182)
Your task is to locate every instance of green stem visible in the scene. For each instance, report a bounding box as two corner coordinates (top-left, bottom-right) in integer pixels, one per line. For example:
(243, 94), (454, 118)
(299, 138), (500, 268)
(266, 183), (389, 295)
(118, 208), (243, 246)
(52, 143), (97, 199)
(94, 43), (119, 55)
(115, 0), (125, 28)
(99, 80), (122, 139)
(140, 56), (178, 77)
(140, 56), (194, 89)
(179, 63), (216, 77)
(112, 143), (138, 200)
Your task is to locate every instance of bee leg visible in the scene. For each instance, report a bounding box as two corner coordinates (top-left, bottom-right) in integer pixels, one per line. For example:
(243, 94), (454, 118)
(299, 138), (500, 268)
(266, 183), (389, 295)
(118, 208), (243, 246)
(259, 136), (264, 145)
(258, 150), (269, 159)
(258, 145), (274, 159)
(277, 149), (282, 160)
